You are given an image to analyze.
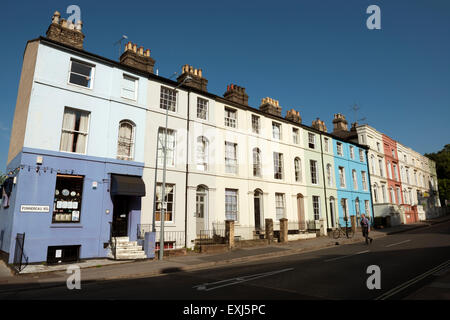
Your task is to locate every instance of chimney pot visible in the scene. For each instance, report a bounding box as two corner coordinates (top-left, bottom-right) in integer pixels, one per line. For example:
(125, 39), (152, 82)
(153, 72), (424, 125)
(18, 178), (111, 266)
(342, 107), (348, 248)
(132, 44), (137, 53)
(52, 11), (61, 24)
(139, 46), (144, 55)
(198, 69), (202, 78)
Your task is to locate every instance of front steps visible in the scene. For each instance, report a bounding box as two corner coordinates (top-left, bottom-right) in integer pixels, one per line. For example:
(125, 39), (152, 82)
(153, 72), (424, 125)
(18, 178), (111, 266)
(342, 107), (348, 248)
(108, 237), (147, 260)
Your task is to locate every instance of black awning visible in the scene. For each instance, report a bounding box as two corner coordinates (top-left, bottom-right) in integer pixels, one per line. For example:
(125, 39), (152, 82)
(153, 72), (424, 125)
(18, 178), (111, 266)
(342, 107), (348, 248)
(110, 174), (146, 197)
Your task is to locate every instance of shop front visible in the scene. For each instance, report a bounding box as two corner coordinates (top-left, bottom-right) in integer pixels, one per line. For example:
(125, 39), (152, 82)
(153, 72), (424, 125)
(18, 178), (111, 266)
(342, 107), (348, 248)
(0, 148), (145, 264)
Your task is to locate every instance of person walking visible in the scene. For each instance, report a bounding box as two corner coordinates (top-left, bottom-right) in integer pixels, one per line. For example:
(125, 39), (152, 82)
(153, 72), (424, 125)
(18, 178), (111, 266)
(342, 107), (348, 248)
(360, 214), (373, 244)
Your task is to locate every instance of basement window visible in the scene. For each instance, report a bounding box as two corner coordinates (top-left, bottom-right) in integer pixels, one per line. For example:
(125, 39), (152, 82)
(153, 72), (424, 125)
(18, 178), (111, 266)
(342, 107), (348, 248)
(47, 245), (80, 264)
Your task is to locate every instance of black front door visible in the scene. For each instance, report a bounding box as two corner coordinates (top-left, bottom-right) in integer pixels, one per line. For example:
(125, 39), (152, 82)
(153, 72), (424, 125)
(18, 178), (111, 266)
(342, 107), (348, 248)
(112, 196), (129, 237)
(254, 196), (261, 230)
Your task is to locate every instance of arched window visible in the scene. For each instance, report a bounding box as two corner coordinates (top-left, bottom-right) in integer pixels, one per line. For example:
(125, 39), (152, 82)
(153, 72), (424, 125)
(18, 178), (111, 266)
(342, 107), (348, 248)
(326, 164), (333, 187)
(253, 148), (261, 177)
(196, 136), (208, 171)
(352, 169), (358, 190)
(355, 197), (360, 218)
(117, 120), (135, 160)
(294, 157), (302, 182)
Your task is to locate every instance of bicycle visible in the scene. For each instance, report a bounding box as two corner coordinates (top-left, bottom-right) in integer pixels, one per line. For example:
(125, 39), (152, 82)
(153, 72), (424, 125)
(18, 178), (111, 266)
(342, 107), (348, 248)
(333, 220), (354, 239)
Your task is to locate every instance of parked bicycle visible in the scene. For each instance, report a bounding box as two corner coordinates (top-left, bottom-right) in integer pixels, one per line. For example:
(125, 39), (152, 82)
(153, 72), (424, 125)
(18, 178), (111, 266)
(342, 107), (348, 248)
(333, 220), (354, 239)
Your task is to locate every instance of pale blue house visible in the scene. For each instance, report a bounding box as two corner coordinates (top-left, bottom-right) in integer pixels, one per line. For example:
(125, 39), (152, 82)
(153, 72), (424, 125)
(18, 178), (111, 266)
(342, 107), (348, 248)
(0, 16), (151, 264)
(333, 139), (373, 227)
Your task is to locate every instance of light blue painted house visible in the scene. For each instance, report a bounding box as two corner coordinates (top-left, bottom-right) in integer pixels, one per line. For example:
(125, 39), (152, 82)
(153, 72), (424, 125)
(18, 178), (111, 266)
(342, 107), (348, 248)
(0, 14), (151, 265)
(333, 139), (373, 227)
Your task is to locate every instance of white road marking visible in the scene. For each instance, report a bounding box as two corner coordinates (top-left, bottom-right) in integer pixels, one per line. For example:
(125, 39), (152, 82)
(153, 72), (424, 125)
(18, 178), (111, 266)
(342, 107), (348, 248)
(374, 260), (450, 300)
(385, 240), (411, 247)
(324, 250), (370, 262)
(192, 268), (294, 292)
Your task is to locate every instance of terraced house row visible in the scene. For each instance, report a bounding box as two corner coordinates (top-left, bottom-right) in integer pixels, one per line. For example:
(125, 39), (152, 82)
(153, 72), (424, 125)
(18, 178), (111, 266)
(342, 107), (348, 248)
(0, 12), (440, 263)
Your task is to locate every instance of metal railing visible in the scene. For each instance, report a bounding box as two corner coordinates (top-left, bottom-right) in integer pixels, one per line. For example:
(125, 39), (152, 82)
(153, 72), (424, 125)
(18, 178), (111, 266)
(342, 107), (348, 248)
(197, 228), (226, 245)
(109, 222), (117, 259)
(137, 224), (185, 250)
(13, 233), (28, 273)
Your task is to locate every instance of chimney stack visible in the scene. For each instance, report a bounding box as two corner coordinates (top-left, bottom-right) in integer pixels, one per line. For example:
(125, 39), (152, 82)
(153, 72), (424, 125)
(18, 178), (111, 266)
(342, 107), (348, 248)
(46, 10), (85, 49)
(176, 64), (208, 91)
(223, 84), (249, 106)
(119, 41), (156, 74)
(312, 118), (327, 132)
(332, 113), (348, 133)
(286, 109), (302, 124)
(259, 97), (282, 117)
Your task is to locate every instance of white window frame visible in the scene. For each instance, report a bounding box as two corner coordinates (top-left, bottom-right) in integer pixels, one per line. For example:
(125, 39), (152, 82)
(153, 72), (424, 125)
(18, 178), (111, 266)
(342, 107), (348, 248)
(312, 196), (321, 220)
(292, 128), (300, 144)
(339, 166), (346, 188)
(272, 122), (282, 140)
(224, 107), (237, 128)
(121, 73), (138, 101)
(352, 169), (358, 190)
(273, 152), (284, 180)
(197, 97), (209, 120)
(275, 193), (286, 220)
(337, 143), (343, 156)
(225, 142), (238, 174)
(157, 128), (176, 167)
(225, 189), (238, 221)
(117, 120), (136, 161)
(60, 107), (90, 155)
(160, 86), (177, 112)
(294, 157), (302, 182)
(196, 136), (209, 171)
(308, 133), (316, 149)
(68, 59), (95, 89)
(251, 114), (261, 134)
(310, 160), (318, 185)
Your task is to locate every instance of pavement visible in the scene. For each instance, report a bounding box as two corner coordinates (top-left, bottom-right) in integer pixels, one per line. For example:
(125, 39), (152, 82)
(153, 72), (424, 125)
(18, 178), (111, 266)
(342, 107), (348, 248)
(0, 214), (449, 289)
(1, 217), (449, 300)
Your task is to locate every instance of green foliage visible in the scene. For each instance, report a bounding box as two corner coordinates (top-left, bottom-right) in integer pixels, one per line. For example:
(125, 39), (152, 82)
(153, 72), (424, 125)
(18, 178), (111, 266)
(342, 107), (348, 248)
(425, 144), (450, 205)
(0, 171), (6, 185)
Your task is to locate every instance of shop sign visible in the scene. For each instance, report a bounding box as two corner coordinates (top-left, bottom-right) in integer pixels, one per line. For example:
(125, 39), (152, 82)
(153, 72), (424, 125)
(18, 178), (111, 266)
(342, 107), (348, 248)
(20, 205), (50, 213)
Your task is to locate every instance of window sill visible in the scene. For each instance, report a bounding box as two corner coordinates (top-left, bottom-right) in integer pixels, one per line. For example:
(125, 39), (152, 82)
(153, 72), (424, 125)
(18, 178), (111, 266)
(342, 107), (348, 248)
(50, 224), (83, 228)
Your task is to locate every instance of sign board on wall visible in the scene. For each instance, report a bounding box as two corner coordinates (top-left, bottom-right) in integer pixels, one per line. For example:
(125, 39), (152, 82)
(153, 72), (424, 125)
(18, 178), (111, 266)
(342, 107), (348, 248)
(20, 205), (50, 213)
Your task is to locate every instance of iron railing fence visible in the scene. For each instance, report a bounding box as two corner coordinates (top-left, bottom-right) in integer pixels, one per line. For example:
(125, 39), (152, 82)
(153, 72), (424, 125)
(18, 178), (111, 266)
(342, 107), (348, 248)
(137, 224), (185, 250)
(13, 233), (28, 273)
(197, 228), (226, 245)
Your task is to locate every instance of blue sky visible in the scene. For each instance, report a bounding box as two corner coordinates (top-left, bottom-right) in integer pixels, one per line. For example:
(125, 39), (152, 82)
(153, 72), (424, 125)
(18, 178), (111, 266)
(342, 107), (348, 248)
(1, 0), (449, 170)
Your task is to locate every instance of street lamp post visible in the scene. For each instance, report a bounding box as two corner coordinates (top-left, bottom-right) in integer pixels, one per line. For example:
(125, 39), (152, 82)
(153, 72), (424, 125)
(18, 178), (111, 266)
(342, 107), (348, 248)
(158, 75), (192, 260)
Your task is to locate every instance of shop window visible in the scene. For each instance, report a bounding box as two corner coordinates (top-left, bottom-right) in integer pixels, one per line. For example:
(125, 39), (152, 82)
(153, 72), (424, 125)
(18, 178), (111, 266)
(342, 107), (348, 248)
(53, 175), (84, 223)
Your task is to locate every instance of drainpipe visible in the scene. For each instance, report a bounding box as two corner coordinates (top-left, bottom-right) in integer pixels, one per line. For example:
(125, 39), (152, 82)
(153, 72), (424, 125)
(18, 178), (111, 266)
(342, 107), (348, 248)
(319, 132), (329, 231)
(184, 90), (190, 248)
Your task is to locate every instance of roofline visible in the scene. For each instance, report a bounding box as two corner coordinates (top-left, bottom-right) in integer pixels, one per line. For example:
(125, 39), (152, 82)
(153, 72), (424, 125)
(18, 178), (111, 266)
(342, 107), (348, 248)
(36, 36), (368, 149)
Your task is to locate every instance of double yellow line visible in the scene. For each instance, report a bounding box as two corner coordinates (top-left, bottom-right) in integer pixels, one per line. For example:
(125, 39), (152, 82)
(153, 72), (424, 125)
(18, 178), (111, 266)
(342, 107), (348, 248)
(374, 259), (450, 300)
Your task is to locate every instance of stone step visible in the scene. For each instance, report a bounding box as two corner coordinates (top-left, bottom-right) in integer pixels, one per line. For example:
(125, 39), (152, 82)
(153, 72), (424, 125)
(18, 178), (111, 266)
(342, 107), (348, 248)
(115, 248), (145, 254)
(115, 253), (147, 260)
(112, 241), (138, 248)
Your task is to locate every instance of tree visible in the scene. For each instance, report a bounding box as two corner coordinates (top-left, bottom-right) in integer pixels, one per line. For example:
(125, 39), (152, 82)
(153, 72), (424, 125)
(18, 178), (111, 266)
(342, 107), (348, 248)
(0, 171), (6, 185)
(425, 144), (450, 206)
